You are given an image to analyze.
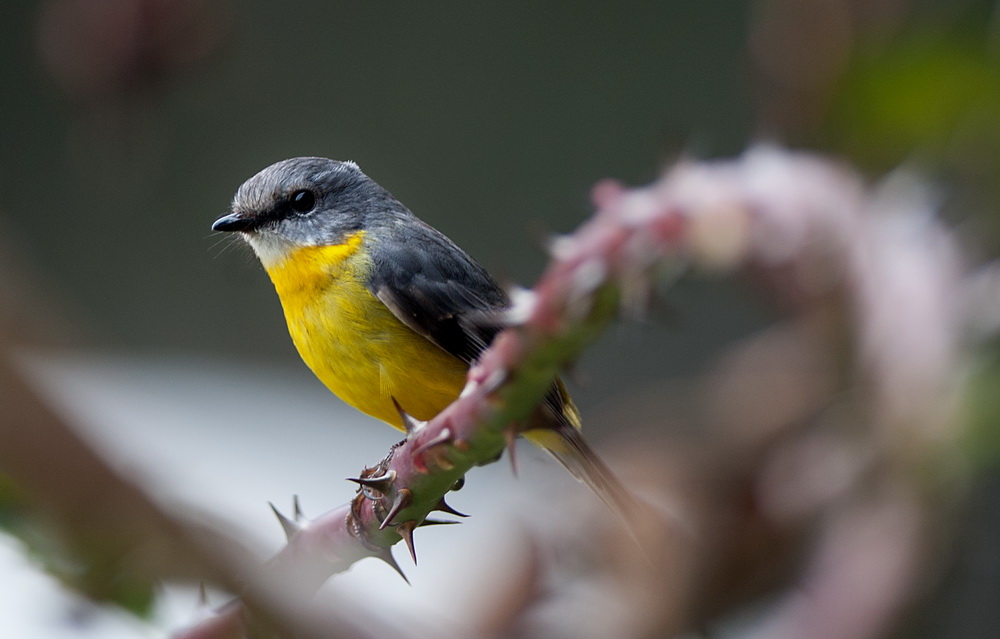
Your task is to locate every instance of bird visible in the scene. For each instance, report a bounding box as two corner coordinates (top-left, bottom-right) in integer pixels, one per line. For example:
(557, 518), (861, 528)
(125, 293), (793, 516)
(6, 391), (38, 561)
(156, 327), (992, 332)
(212, 157), (633, 515)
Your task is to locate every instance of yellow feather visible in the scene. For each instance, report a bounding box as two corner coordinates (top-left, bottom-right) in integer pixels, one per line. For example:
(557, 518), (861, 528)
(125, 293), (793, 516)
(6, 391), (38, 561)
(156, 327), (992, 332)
(263, 231), (468, 430)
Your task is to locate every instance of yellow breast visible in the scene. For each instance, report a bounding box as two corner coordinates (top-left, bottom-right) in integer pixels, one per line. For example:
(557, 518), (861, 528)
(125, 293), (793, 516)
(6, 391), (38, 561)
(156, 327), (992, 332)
(263, 232), (469, 429)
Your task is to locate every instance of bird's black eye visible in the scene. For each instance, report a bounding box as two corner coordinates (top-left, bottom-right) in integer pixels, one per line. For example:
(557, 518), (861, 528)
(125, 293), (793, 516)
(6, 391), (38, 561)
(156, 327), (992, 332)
(290, 189), (316, 212)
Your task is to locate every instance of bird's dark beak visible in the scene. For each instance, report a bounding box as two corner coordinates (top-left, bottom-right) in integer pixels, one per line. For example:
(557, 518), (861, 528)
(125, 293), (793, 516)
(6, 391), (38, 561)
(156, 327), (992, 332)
(212, 211), (258, 233)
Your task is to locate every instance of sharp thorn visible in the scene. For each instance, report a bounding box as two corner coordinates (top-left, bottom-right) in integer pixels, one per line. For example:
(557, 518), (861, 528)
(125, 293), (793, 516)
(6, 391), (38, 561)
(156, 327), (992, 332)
(292, 495), (304, 522)
(435, 497), (469, 518)
(346, 470), (397, 499)
(396, 520), (418, 564)
(269, 502), (300, 540)
(379, 488), (413, 530)
(481, 368), (508, 394)
(503, 286), (537, 326)
(413, 427), (453, 456)
(419, 518), (461, 527)
(374, 548), (410, 585)
(548, 233), (574, 260)
(504, 426), (519, 477)
(391, 397), (424, 434)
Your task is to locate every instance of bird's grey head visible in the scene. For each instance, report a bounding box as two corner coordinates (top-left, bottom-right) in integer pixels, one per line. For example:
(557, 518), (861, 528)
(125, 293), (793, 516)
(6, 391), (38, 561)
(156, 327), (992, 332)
(212, 157), (398, 266)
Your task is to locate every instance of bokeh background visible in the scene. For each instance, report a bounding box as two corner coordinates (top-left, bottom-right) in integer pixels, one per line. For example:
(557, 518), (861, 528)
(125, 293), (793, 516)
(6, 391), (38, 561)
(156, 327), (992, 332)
(3, 0), (1000, 637)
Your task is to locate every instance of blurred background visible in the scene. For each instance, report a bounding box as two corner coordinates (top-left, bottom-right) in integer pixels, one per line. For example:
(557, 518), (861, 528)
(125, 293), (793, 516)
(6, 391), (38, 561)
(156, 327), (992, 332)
(3, 0), (1000, 637)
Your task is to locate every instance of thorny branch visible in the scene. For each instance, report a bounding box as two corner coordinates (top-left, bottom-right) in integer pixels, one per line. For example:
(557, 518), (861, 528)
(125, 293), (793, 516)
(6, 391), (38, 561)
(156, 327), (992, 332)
(175, 145), (980, 638)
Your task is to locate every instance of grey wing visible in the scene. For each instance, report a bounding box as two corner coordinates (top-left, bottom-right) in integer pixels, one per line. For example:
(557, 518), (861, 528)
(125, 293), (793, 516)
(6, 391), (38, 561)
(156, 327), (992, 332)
(367, 223), (509, 364)
(367, 220), (574, 435)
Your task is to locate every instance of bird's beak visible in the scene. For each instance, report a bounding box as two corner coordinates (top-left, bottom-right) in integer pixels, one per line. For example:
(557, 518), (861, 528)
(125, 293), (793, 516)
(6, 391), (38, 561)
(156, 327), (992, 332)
(212, 211), (258, 233)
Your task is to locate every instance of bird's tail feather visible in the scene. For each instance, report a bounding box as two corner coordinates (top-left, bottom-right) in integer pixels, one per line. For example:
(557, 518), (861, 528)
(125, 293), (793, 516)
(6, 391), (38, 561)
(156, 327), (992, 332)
(524, 425), (643, 534)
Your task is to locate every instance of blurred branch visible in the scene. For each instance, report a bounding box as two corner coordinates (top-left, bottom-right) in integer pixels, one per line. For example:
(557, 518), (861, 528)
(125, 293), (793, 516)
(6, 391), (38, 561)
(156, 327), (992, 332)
(0, 243), (382, 638)
(0, 328), (235, 609)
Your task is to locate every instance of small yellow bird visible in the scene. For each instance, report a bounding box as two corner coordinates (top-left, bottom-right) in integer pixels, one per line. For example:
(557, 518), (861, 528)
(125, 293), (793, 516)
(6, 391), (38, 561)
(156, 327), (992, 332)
(212, 158), (630, 510)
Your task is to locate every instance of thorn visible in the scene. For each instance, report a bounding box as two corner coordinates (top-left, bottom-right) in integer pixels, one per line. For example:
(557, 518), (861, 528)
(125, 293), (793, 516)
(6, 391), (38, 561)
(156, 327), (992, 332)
(346, 470), (397, 499)
(619, 278), (651, 324)
(548, 234), (575, 260)
(379, 488), (413, 530)
(458, 378), (481, 399)
(413, 427), (453, 456)
(396, 520), (418, 564)
(418, 518), (461, 527)
(504, 287), (537, 325)
(391, 397), (424, 434)
(292, 495), (304, 521)
(569, 258), (608, 302)
(269, 502), (301, 540)
(374, 548), (410, 585)
(504, 426), (519, 477)
(481, 367), (508, 394)
(434, 496), (469, 518)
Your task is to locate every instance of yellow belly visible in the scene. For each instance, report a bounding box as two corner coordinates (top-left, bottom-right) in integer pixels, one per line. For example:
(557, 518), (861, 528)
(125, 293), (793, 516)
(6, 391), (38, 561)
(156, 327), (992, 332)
(264, 234), (469, 429)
